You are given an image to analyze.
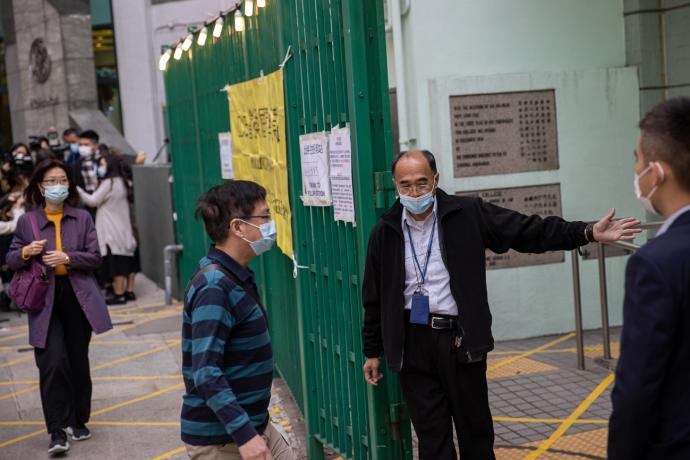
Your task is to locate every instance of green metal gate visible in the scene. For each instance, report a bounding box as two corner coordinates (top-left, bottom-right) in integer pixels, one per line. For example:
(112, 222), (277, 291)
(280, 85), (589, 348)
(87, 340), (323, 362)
(163, 1), (411, 458)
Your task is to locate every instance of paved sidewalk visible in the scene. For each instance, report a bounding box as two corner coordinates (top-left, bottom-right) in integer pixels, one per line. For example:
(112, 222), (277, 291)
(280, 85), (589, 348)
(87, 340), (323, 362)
(0, 274), (620, 459)
(0, 275), (306, 459)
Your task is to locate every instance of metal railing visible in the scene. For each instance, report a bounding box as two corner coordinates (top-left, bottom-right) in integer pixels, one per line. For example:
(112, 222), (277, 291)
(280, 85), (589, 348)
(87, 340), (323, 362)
(571, 221), (663, 370)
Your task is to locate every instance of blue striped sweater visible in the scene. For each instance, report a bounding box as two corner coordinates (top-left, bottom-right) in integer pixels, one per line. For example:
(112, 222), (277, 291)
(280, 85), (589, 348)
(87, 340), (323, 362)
(181, 247), (273, 446)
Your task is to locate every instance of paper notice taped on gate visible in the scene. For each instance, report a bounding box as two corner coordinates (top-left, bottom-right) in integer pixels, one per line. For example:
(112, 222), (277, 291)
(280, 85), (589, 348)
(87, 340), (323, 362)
(328, 127), (356, 225)
(227, 70), (293, 258)
(299, 132), (332, 206)
(218, 132), (234, 179)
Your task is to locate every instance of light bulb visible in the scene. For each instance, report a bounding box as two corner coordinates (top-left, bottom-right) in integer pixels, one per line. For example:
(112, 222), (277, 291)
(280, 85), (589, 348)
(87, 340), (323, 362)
(173, 45), (183, 60)
(197, 27), (208, 46)
(244, 0), (254, 17)
(181, 34), (193, 51)
(257, 0), (266, 7)
(213, 17), (224, 38)
(234, 10), (245, 31)
(158, 49), (172, 70)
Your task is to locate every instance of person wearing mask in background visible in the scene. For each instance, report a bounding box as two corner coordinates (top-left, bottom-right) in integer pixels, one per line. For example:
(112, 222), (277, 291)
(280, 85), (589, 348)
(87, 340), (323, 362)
(608, 97), (690, 459)
(361, 150), (642, 460)
(182, 180), (295, 460)
(63, 128), (80, 164)
(7, 159), (111, 454)
(1, 143), (34, 195)
(74, 130), (100, 194)
(35, 149), (58, 165)
(77, 155), (138, 305)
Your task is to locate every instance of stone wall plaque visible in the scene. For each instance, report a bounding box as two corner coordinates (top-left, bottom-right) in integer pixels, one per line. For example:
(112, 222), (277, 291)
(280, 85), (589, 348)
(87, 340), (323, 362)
(457, 184), (565, 269)
(450, 90), (559, 177)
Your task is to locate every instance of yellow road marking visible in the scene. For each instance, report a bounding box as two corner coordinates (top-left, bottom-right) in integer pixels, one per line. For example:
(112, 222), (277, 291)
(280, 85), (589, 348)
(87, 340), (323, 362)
(91, 340), (180, 371)
(0, 382), (184, 448)
(90, 382), (184, 416)
(0, 356), (32, 369)
(110, 301), (180, 315)
(0, 332), (28, 344)
(0, 420), (180, 427)
(493, 416), (607, 424)
(93, 307), (182, 341)
(0, 308), (181, 368)
(0, 384), (39, 402)
(0, 338), (180, 351)
(152, 446), (187, 460)
(0, 428), (46, 448)
(525, 373), (615, 459)
(487, 333), (575, 372)
(0, 375), (182, 386)
(0, 342), (181, 401)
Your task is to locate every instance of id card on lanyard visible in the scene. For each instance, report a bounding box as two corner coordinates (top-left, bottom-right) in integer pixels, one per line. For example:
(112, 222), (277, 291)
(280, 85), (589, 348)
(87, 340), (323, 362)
(405, 216), (436, 325)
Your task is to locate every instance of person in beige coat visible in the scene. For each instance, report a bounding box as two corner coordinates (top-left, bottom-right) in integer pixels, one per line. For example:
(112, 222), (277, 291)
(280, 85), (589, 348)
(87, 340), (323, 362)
(78, 155), (137, 305)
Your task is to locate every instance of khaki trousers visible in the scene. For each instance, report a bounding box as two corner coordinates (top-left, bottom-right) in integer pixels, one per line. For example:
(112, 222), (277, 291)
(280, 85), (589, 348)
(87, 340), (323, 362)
(186, 423), (296, 460)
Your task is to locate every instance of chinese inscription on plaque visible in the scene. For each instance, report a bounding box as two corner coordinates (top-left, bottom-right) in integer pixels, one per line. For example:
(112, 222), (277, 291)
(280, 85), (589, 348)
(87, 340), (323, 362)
(450, 90), (559, 177)
(457, 184), (565, 269)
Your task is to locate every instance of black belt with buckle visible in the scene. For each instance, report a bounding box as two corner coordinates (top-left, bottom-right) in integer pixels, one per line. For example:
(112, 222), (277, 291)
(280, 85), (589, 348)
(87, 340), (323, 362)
(429, 315), (458, 330)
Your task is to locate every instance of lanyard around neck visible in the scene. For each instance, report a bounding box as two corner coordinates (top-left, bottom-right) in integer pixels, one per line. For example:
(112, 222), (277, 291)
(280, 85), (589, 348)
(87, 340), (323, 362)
(404, 216), (436, 288)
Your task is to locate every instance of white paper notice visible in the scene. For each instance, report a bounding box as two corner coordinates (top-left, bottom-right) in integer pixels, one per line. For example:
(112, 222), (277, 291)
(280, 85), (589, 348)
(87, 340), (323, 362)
(218, 132), (234, 179)
(328, 127), (356, 225)
(299, 132), (332, 206)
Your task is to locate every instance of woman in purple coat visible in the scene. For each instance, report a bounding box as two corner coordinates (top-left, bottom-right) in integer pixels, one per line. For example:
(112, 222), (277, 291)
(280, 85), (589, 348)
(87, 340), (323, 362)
(8, 160), (112, 455)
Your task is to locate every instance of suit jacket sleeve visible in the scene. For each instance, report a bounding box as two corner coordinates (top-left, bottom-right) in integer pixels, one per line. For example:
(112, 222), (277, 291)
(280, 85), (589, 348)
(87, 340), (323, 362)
(608, 252), (676, 460)
(361, 227), (384, 358)
(476, 198), (588, 254)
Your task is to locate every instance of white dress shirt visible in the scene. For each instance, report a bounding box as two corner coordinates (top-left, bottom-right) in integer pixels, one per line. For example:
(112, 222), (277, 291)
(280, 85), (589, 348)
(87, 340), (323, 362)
(402, 202), (459, 316)
(656, 204), (690, 237)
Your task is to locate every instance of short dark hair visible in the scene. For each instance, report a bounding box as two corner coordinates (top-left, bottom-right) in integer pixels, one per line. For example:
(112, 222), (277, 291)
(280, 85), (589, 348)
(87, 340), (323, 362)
(63, 128), (78, 137)
(35, 149), (57, 164)
(25, 160), (80, 208)
(391, 150), (438, 175)
(80, 129), (100, 143)
(10, 143), (29, 154)
(639, 97), (690, 191)
(196, 180), (267, 243)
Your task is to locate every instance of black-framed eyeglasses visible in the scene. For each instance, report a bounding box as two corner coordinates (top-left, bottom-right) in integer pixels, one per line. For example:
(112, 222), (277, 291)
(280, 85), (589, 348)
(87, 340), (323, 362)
(238, 214), (272, 221)
(42, 178), (70, 186)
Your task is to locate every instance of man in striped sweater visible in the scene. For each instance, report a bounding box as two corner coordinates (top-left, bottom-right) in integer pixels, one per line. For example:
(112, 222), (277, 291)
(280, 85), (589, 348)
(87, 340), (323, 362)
(181, 181), (295, 460)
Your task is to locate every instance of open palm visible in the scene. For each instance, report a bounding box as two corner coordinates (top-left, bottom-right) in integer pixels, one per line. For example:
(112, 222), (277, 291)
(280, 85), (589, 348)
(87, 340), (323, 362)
(593, 208), (642, 242)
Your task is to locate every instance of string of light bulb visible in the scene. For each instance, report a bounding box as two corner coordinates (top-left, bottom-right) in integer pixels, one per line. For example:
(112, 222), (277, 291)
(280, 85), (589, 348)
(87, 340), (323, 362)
(159, 0), (268, 71)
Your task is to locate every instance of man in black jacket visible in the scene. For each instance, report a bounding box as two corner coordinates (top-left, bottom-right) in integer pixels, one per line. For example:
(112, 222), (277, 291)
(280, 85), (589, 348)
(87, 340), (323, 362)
(361, 150), (641, 460)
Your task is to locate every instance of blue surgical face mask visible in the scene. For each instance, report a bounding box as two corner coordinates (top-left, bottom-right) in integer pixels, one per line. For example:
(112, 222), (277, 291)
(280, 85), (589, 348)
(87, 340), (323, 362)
(43, 185), (69, 204)
(240, 219), (277, 256)
(70, 143), (79, 154)
(97, 166), (107, 178)
(79, 145), (93, 158)
(398, 177), (438, 215)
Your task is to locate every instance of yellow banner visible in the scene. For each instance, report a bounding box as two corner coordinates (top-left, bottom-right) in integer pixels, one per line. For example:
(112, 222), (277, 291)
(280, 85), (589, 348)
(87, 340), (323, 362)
(227, 70), (293, 258)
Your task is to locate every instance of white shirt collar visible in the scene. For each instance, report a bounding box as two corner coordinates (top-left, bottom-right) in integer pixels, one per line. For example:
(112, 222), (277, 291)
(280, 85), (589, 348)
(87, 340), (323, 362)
(656, 204), (690, 236)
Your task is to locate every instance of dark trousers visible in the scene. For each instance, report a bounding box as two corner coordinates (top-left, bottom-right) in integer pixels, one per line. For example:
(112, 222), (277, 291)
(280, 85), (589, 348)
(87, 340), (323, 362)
(399, 320), (495, 460)
(34, 277), (93, 433)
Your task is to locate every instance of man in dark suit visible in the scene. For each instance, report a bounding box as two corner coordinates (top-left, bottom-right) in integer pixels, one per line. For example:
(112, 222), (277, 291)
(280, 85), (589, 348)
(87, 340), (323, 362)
(361, 149), (641, 460)
(609, 97), (690, 460)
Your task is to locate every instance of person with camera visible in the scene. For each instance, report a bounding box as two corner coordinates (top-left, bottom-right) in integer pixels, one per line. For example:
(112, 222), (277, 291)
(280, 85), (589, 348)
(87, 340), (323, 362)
(7, 159), (112, 454)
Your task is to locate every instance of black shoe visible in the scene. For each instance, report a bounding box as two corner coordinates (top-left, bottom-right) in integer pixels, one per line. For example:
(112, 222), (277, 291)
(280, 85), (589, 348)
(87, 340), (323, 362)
(66, 424), (92, 441)
(124, 291), (136, 302)
(106, 294), (127, 305)
(48, 430), (70, 454)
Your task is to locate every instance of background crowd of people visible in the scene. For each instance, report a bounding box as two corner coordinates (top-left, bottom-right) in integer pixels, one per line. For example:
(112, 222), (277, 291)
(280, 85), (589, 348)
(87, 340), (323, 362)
(0, 127), (140, 308)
